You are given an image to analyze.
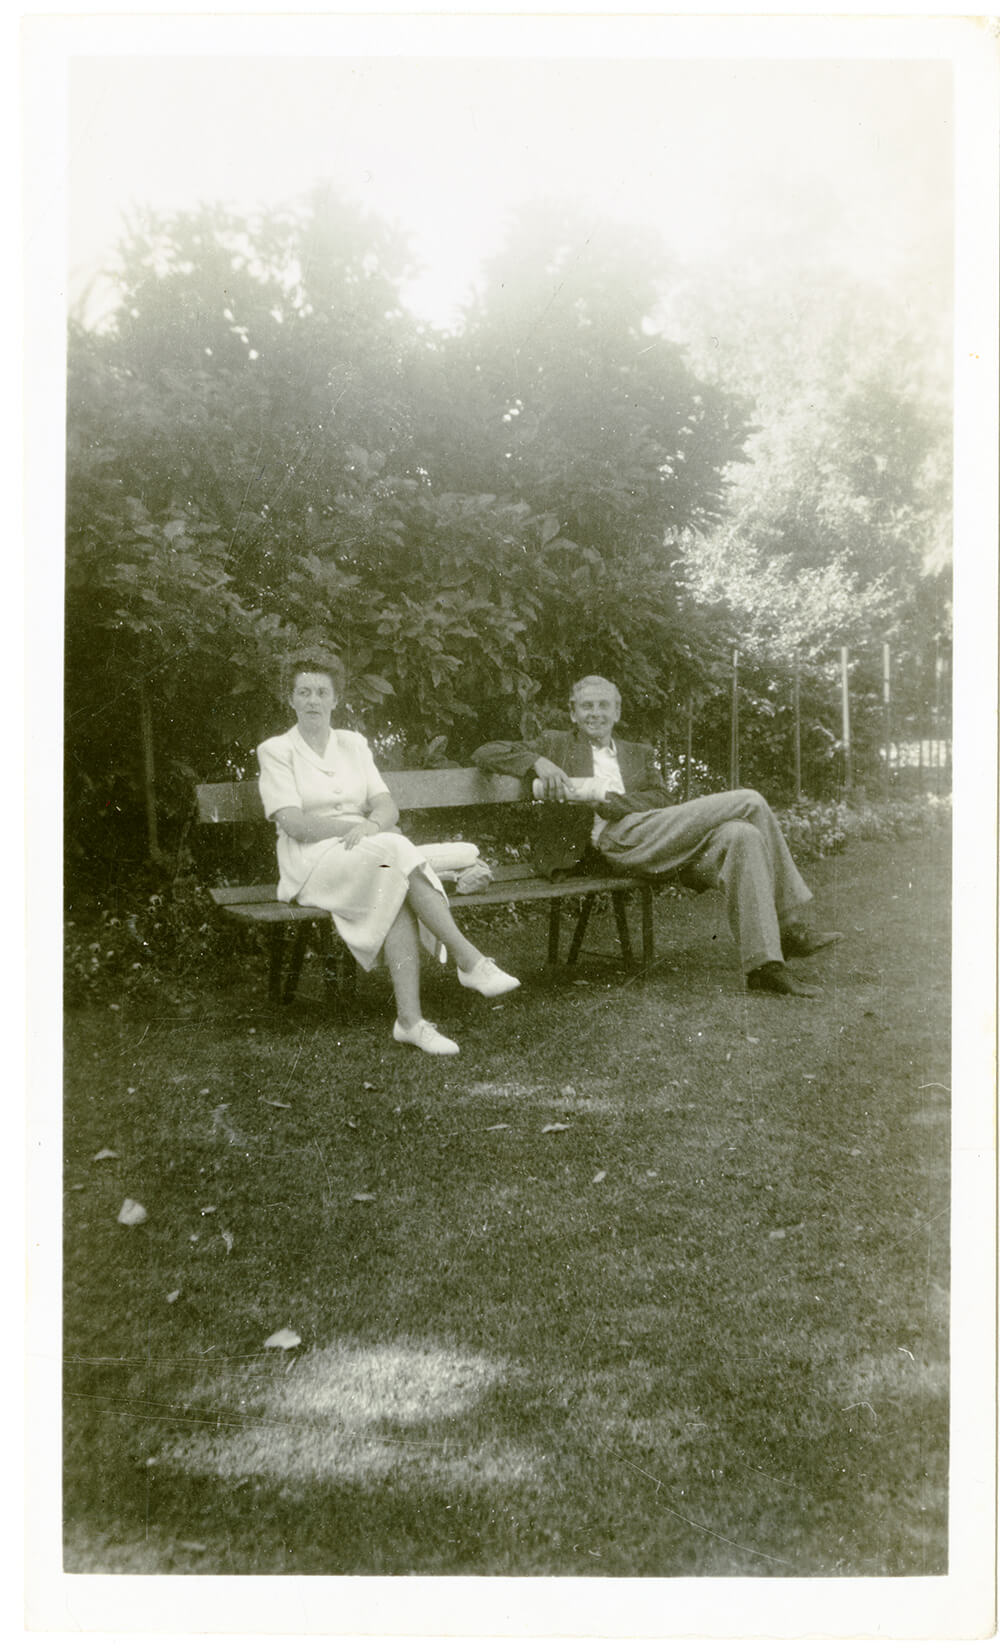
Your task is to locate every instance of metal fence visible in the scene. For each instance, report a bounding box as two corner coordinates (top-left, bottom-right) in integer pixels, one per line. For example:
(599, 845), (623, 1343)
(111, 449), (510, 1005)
(673, 640), (952, 804)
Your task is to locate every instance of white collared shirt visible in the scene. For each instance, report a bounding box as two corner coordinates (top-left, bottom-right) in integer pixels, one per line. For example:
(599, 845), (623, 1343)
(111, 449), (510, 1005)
(590, 740), (625, 842)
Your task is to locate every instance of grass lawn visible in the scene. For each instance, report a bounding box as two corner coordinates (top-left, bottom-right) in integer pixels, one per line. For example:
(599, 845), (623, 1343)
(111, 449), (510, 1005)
(63, 827), (950, 1576)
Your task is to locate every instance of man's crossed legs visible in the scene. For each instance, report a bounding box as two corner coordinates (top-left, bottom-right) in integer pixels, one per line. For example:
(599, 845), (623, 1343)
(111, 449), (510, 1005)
(597, 789), (841, 996)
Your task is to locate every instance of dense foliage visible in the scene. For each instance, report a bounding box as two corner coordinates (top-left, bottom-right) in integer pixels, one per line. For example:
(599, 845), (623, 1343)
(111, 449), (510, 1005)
(66, 190), (950, 891)
(67, 193), (752, 884)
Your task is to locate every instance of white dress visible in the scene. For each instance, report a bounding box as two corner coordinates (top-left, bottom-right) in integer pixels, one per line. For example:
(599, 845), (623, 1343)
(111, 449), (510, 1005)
(257, 726), (448, 971)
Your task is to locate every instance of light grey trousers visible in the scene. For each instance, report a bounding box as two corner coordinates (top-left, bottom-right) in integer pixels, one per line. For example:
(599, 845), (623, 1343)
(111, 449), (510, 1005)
(597, 788), (812, 973)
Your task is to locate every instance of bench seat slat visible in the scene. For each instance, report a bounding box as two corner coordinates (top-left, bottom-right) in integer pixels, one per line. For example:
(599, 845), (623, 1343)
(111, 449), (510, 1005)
(210, 873), (640, 920)
(446, 874), (636, 907)
(209, 884), (280, 906)
(213, 901), (329, 925)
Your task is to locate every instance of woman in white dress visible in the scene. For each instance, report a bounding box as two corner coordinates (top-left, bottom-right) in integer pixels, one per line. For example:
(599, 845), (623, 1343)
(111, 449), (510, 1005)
(257, 657), (519, 1054)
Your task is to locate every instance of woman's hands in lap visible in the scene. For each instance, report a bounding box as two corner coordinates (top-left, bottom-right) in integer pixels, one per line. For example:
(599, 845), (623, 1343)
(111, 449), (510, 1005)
(340, 819), (381, 850)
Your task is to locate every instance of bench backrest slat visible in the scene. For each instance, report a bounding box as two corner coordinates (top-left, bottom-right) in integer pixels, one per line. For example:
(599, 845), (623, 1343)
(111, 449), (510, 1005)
(197, 768), (529, 824)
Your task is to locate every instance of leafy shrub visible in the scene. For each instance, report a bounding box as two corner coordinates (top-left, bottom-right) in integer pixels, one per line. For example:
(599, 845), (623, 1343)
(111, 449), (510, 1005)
(774, 793), (950, 861)
(845, 793), (952, 843)
(64, 880), (232, 1007)
(65, 795), (951, 1004)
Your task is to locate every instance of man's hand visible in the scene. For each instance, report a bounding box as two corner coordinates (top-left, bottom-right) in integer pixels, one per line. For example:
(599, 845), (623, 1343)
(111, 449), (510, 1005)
(594, 792), (631, 821)
(533, 757), (572, 801)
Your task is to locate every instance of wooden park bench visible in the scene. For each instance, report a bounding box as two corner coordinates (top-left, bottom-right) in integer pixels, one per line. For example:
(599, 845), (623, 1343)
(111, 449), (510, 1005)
(196, 768), (665, 1006)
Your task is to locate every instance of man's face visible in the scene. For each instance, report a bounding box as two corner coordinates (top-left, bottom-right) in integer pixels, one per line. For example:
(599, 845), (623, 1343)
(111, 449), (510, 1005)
(570, 685), (621, 747)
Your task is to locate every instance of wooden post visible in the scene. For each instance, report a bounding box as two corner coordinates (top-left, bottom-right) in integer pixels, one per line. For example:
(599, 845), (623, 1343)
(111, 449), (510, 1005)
(792, 653), (802, 801)
(730, 649), (740, 790)
(934, 642), (942, 792)
(882, 641), (891, 803)
(919, 646), (927, 793)
(948, 646), (955, 787)
(685, 695), (693, 802)
(840, 646), (852, 794)
(138, 684), (160, 861)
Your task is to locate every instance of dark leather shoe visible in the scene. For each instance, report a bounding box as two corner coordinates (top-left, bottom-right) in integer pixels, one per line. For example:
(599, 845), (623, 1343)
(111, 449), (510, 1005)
(780, 924), (843, 959)
(746, 961), (821, 997)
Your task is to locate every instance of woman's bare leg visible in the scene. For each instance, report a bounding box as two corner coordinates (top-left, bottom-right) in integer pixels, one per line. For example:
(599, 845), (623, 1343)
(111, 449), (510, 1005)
(381, 904), (424, 1027)
(404, 868), (484, 973)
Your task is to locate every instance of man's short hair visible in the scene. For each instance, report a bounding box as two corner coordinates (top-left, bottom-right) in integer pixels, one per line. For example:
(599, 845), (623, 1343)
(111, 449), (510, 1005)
(570, 675), (621, 710)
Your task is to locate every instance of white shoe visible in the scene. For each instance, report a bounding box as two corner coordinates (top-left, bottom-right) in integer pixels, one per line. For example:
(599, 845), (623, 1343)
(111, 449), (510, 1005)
(392, 1019), (460, 1055)
(457, 957), (521, 997)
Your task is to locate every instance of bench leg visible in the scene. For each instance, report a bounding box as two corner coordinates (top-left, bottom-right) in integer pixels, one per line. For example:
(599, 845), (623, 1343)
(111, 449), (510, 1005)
(566, 894), (597, 966)
(266, 929), (286, 1004)
(281, 927), (311, 1004)
(339, 947), (358, 1000)
(547, 899), (562, 966)
(318, 923), (338, 1008)
(641, 885), (655, 969)
(611, 890), (637, 971)
(318, 922), (358, 1007)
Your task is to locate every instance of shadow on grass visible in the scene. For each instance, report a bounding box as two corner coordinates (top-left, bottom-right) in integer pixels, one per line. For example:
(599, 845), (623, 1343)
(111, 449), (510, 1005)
(65, 1313), (947, 1576)
(63, 831), (951, 1577)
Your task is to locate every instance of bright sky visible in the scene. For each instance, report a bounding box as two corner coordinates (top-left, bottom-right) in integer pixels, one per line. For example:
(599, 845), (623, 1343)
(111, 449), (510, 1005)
(68, 50), (954, 330)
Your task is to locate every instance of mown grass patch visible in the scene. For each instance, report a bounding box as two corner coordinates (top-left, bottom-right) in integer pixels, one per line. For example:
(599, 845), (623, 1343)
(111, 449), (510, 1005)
(63, 830), (950, 1576)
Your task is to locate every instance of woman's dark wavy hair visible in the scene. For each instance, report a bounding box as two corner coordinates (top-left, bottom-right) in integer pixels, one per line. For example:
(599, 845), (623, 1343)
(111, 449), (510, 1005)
(280, 653), (347, 700)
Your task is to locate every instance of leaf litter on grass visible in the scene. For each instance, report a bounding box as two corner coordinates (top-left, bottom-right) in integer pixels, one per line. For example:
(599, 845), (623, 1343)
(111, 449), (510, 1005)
(263, 1328), (301, 1350)
(116, 1198), (147, 1226)
(63, 832), (951, 1576)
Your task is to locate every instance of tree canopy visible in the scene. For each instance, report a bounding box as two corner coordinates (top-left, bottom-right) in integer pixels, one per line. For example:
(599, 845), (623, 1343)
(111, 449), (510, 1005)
(657, 266), (952, 791)
(66, 189), (950, 886)
(67, 192), (754, 878)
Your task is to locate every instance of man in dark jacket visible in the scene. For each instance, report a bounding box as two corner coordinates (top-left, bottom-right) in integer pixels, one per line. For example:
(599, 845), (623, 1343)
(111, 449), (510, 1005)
(474, 674), (840, 996)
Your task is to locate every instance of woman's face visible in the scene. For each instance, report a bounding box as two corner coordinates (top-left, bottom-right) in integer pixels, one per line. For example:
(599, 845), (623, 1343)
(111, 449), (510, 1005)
(290, 672), (337, 735)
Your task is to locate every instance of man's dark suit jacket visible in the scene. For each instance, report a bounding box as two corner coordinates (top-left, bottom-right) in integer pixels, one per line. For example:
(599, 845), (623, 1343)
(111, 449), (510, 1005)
(473, 729), (671, 879)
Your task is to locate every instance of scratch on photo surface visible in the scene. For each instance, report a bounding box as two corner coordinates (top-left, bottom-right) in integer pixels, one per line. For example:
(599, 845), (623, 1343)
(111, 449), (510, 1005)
(227, 435), (265, 557)
(736, 1452), (800, 1490)
(312, 1139), (334, 1200)
(604, 1445), (795, 1569)
(842, 1401), (878, 1421)
(278, 1028), (319, 1102)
